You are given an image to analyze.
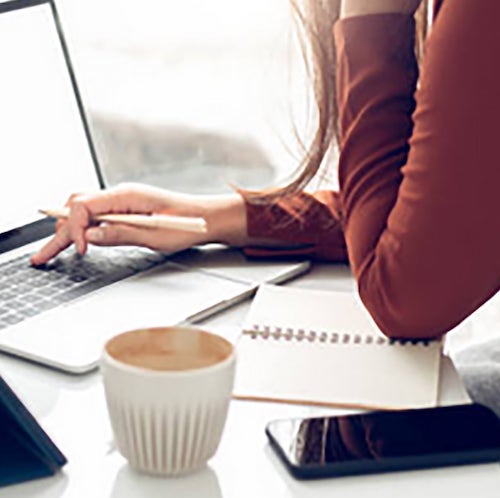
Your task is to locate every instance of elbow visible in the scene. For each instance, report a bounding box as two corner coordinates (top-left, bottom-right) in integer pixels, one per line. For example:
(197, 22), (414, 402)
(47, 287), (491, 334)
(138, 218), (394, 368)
(358, 275), (461, 341)
(374, 316), (449, 341)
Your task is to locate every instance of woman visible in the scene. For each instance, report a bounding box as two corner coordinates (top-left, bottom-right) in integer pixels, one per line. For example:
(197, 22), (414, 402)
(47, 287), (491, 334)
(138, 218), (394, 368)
(31, 0), (500, 341)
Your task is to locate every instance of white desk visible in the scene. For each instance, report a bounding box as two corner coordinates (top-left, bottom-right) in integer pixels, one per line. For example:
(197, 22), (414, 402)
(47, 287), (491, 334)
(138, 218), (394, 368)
(0, 263), (498, 498)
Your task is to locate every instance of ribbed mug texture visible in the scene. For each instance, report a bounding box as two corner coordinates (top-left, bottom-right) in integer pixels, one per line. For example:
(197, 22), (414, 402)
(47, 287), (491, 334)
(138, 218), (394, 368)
(102, 340), (235, 475)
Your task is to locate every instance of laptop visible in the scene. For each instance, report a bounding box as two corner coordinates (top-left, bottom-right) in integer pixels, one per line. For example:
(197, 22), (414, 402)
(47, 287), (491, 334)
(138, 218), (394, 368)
(0, 0), (310, 374)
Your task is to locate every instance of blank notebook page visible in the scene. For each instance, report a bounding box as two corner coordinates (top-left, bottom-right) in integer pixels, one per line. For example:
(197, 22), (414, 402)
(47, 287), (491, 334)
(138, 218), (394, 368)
(233, 285), (443, 410)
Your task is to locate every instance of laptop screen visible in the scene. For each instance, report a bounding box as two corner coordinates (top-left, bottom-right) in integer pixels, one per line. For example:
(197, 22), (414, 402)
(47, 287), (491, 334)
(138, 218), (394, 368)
(0, 0), (101, 238)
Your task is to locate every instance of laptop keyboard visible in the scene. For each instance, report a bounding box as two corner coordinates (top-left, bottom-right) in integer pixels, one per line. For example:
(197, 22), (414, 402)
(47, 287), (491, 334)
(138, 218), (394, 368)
(0, 247), (168, 331)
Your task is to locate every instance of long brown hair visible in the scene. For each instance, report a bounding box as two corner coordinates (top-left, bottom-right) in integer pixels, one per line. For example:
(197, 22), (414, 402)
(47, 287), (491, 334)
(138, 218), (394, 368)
(242, 0), (429, 204)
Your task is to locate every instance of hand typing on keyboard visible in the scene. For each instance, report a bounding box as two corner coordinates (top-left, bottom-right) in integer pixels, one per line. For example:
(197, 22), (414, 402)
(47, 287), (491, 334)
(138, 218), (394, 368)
(30, 183), (248, 266)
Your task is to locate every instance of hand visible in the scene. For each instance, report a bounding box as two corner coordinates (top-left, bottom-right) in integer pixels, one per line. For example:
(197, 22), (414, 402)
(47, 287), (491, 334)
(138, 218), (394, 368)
(30, 183), (248, 265)
(340, 0), (424, 18)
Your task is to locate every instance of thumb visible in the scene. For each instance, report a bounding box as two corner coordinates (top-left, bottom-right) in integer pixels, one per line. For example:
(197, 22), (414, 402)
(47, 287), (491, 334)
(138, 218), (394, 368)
(85, 224), (151, 247)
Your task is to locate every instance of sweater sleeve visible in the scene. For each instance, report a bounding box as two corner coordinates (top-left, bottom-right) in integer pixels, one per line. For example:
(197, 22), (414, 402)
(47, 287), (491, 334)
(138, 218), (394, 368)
(243, 190), (347, 262)
(334, 6), (500, 338)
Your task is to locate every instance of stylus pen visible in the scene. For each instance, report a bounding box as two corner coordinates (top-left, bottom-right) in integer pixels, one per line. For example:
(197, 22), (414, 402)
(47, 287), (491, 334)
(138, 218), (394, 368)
(39, 208), (207, 234)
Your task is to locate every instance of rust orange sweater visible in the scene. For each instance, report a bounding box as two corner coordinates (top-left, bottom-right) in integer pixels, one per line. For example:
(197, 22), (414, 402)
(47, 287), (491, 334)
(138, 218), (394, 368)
(244, 2), (500, 339)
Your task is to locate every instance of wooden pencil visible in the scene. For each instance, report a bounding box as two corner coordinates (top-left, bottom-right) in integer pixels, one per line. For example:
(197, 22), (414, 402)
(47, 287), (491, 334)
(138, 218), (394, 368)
(39, 208), (207, 234)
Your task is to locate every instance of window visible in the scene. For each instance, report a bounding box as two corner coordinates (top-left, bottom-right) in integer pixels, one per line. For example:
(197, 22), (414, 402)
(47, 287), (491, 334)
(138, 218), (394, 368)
(58, 0), (312, 194)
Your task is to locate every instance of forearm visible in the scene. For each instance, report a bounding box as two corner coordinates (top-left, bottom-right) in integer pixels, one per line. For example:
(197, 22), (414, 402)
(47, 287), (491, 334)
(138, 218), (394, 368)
(200, 193), (246, 246)
(205, 193), (326, 253)
(340, 0), (423, 18)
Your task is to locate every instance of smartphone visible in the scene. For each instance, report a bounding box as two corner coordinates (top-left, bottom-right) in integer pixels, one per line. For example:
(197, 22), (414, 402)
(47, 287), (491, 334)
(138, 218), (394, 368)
(265, 403), (500, 479)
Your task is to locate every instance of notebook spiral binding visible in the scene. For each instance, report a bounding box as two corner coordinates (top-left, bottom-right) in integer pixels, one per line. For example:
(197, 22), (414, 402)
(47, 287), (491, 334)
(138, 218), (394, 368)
(243, 324), (431, 347)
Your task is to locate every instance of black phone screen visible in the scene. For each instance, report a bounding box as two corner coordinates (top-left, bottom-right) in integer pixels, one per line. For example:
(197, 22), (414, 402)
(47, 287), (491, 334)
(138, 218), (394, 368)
(265, 403), (500, 479)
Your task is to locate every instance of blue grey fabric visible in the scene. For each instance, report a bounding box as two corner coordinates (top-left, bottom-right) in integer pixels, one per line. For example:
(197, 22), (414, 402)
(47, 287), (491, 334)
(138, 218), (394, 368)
(454, 338), (500, 418)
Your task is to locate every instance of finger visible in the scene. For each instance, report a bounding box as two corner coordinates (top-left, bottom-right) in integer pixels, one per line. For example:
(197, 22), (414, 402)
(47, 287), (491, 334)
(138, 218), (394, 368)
(67, 199), (91, 255)
(85, 223), (201, 256)
(65, 192), (85, 206)
(63, 189), (142, 255)
(82, 184), (170, 217)
(85, 223), (156, 248)
(30, 224), (72, 266)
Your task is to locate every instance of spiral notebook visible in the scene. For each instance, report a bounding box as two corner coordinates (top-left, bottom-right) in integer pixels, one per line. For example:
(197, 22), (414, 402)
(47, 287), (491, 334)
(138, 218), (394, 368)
(233, 285), (443, 410)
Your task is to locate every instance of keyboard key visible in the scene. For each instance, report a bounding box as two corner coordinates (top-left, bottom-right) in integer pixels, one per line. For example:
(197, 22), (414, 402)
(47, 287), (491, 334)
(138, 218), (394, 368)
(18, 308), (39, 318)
(7, 301), (25, 310)
(68, 274), (88, 283)
(29, 279), (52, 288)
(23, 294), (42, 303)
(3, 314), (23, 325)
(53, 280), (77, 290)
(0, 292), (16, 300)
(32, 300), (58, 312)
(12, 285), (32, 294)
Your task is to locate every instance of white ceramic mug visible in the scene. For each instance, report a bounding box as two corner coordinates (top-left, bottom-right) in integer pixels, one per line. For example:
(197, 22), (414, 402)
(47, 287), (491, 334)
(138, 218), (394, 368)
(101, 326), (235, 476)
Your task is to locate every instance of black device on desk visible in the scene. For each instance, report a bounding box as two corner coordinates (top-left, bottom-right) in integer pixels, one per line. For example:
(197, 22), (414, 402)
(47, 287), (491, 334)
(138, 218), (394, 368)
(265, 403), (500, 479)
(0, 375), (66, 487)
